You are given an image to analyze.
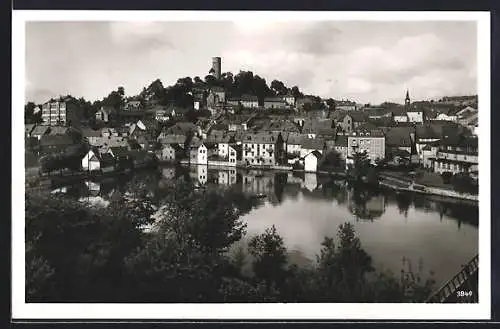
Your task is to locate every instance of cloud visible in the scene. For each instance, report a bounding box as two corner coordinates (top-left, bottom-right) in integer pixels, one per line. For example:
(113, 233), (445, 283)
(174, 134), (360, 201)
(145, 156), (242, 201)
(25, 21), (477, 105)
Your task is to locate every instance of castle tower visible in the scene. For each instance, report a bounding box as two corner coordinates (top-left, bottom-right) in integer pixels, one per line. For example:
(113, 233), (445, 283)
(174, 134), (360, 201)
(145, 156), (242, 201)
(212, 57), (221, 79)
(405, 89), (411, 107)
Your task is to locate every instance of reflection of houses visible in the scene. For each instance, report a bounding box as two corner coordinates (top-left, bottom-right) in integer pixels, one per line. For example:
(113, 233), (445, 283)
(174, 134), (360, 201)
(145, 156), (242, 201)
(189, 165), (208, 185)
(241, 172), (274, 196)
(217, 169), (238, 186)
(161, 167), (176, 180)
(302, 173), (318, 192)
(347, 189), (386, 220)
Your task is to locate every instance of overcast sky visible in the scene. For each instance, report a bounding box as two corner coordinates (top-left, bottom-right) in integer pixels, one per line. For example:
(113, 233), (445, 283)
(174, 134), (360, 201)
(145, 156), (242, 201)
(25, 20), (477, 105)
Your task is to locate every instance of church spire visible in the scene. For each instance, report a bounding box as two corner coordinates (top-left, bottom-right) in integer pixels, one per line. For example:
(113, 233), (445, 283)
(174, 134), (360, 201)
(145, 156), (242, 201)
(405, 89), (411, 107)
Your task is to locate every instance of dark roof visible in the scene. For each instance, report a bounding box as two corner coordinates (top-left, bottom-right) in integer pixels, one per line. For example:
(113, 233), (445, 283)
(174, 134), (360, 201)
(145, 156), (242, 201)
(301, 137), (325, 150)
(109, 146), (130, 157)
(100, 106), (116, 115)
(285, 132), (306, 145)
(334, 135), (348, 147)
(385, 127), (414, 147)
(158, 134), (186, 145)
(166, 122), (197, 135)
(344, 111), (367, 122)
(264, 97), (286, 102)
(242, 131), (280, 144)
(363, 107), (393, 118)
(305, 150), (322, 159)
(80, 127), (101, 137)
(39, 134), (74, 146)
(31, 125), (50, 136)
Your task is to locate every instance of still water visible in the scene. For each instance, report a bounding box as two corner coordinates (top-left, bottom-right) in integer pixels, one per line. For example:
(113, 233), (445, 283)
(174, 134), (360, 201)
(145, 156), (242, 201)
(50, 164), (479, 287)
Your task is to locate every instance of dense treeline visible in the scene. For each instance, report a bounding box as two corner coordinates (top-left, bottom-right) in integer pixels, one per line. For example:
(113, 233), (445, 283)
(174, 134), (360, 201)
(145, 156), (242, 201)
(26, 180), (435, 303)
(25, 69), (333, 124)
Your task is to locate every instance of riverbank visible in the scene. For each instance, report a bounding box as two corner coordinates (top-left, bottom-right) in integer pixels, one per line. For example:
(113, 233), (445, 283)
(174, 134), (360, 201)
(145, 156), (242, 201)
(379, 173), (478, 203)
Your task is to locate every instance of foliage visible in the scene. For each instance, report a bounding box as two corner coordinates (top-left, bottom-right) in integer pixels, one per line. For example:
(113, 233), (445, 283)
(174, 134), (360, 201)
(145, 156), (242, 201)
(26, 181), (436, 303)
(248, 225), (288, 290)
(25, 102), (42, 124)
(157, 182), (248, 254)
(348, 151), (372, 183)
(451, 173), (478, 195)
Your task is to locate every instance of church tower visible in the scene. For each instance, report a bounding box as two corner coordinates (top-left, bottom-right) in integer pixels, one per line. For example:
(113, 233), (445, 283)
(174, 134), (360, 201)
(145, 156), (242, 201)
(405, 89), (411, 107)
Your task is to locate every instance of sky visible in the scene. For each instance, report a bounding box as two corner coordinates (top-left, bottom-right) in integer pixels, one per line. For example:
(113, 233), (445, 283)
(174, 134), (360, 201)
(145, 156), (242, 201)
(25, 20), (477, 105)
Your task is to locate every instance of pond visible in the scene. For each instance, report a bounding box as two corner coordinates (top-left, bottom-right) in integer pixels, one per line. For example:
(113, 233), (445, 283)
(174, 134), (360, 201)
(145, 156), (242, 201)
(48, 164), (479, 287)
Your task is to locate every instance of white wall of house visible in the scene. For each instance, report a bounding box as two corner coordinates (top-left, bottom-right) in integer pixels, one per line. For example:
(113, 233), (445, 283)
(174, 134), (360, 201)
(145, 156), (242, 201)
(304, 152), (319, 172)
(394, 115), (408, 122)
(197, 144), (208, 164)
(407, 111), (424, 123)
(347, 136), (385, 163)
(243, 143), (275, 166)
(228, 146), (238, 166)
(241, 100), (259, 108)
(218, 143), (229, 158)
(286, 143), (301, 155)
(81, 150), (100, 171)
(434, 113), (457, 122)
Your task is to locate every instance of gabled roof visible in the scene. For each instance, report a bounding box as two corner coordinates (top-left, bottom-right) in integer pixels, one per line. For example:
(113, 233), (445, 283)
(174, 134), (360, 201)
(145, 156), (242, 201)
(39, 134), (73, 146)
(301, 137), (325, 150)
(242, 131), (280, 144)
(109, 146), (130, 157)
(385, 127), (414, 147)
(286, 132), (306, 145)
(165, 122), (198, 135)
(158, 134), (186, 145)
(344, 111), (367, 122)
(31, 125), (50, 136)
(305, 150), (322, 159)
(363, 107), (393, 118)
(264, 96), (286, 103)
(48, 126), (69, 136)
(80, 127), (101, 137)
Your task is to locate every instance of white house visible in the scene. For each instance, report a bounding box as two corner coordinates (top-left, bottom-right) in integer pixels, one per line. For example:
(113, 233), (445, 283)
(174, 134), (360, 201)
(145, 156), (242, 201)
(394, 115), (408, 122)
(304, 151), (322, 172)
(189, 139), (208, 165)
(434, 112), (458, 122)
(81, 149), (115, 172)
(407, 110), (424, 123)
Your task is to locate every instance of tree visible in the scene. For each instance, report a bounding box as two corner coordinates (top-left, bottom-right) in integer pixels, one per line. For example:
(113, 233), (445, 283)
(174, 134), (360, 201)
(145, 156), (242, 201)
(270, 80), (289, 96)
(319, 150), (343, 170)
(158, 183), (248, 254)
(25, 102), (43, 124)
(25, 194), (144, 301)
(325, 98), (336, 111)
(348, 151), (372, 183)
(291, 86), (303, 99)
(248, 225), (288, 290)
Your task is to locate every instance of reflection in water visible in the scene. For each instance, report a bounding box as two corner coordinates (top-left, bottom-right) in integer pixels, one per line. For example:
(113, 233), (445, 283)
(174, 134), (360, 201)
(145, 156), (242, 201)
(49, 165), (478, 286)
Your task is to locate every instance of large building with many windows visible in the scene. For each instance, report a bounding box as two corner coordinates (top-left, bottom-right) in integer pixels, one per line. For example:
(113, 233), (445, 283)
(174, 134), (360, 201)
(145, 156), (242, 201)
(346, 124), (386, 163)
(41, 98), (83, 126)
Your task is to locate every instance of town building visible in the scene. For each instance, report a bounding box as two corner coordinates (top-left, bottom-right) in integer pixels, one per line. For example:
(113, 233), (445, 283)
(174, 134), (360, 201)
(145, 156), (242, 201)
(41, 98), (83, 126)
(300, 137), (326, 158)
(304, 151), (322, 172)
(283, 94), (296, 107)
(227, 95), (259, 108)
(333, 111), (366, 134)
(263, 97), (288, 109)
(242, 132), (283, 166)
(211, 57), (222, 79)
(95, 106), (116, 123)
(335, 100), (357, 111)
(429, 135), (478, 175)
(347, 125), (386, 163)
(189, 138), (209, 165)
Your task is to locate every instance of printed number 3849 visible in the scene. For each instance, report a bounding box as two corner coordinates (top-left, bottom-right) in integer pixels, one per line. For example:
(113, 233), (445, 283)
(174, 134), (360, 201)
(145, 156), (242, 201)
(457, 290), (473, 297)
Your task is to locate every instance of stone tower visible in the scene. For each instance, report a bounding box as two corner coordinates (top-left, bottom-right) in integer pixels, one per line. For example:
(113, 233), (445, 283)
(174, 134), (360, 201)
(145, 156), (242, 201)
(212, 57), (221, 79)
